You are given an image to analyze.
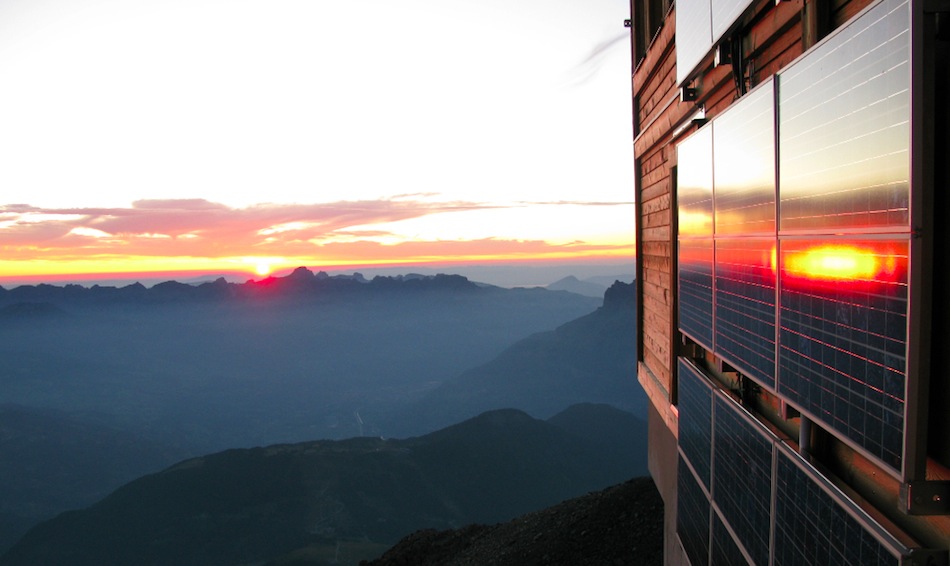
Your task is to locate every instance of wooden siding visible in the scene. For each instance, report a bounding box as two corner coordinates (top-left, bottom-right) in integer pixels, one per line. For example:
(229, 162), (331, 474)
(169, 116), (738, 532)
(632, 0), (880, 417)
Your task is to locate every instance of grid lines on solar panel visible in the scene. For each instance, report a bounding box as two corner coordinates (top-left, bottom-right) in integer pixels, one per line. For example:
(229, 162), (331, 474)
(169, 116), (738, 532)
(774, 451), (900, 566)
(712, 511), (751, 565)
(679, 239), (715, 349)
(678, 125), (716, 349)
(778, 0), (910, 233)
(678, 358), (714, 489)
(678, 124), (714, 239)
(677, 455), (711, 566)
(712, 395), (773, 566)
(711, 0), (755, 44)
(778, 239), (908, 470)
(713, 82), (776, 237)
(676, 0), (714, 85)
(715, 238), (777, 387)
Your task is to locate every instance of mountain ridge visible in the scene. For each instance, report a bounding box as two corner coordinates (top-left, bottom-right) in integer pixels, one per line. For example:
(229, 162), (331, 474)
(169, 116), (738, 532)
(1, 404), (648, 566)
(0, 269), (500, 308)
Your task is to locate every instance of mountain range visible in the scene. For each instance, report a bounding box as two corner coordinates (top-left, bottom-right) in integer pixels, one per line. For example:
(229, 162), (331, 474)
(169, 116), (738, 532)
(392, 280), (643, 435)
(1, 404), (648, 566)
(0, 270), (643, 558)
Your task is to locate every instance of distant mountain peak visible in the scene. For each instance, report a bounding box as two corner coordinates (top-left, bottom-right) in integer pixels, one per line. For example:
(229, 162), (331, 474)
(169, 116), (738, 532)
(546, 276), (607, 298)
(287, 266), (315, 280)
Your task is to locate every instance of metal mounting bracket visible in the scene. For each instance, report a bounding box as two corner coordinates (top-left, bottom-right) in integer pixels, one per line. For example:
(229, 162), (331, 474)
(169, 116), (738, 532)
(900, 480), (950, 515)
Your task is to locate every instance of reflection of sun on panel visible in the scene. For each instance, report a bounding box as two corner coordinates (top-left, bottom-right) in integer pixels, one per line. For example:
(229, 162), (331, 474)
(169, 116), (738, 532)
(782, 244), (899, 282)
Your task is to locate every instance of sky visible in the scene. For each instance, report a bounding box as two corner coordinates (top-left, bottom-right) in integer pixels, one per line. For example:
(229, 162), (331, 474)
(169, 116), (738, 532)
(0, 0), (635, 285)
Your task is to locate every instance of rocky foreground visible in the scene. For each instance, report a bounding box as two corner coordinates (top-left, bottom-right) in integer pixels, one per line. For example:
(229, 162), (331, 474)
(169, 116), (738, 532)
(361, 477), (663, 566)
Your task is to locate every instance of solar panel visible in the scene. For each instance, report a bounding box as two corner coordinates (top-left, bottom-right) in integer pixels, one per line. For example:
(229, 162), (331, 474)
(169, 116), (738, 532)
(678, 358), (714, 489)
(712, 512), (750, 565)
(678, 124), (715, 349)
(679, 239), (715, 349)
(677, 455), (711, 566)
(774, 448), (903, 565)
(713, 81), (775, 237)
(676, 0), (713, 85)
(678, 124), (714, 239)
(778, 0), (910, 233)
(778, 238), (908, 470)
(712, 395), (773, 566)
(715, 238), (776, 388)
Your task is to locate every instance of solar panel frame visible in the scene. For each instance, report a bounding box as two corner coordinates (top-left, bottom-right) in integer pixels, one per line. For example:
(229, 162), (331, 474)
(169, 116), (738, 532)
(772, 443), (909, 565)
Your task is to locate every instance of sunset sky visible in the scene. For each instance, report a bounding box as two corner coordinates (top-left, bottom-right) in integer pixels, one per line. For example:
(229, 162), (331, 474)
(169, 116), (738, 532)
(0, 0), (634, 285)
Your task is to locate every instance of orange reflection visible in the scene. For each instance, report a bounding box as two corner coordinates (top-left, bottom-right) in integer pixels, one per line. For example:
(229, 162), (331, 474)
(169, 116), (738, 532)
(782, 244), (899, 282)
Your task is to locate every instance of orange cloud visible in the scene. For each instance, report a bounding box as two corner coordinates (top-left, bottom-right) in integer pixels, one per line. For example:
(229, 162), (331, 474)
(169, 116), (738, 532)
(0, 198), (635, 279)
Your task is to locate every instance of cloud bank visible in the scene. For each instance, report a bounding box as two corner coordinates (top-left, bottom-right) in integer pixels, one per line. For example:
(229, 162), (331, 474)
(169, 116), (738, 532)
(0, 198), (634, 274)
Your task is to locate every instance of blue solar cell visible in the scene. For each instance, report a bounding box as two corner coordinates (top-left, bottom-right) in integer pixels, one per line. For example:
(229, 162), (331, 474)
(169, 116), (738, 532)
(713, 395), (773, 566)
(677, 358), (714, 489)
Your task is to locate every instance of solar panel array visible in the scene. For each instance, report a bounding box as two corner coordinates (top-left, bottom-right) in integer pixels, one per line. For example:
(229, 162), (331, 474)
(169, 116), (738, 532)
(676, 360), (909, 565)
(675, 0), (912, 475)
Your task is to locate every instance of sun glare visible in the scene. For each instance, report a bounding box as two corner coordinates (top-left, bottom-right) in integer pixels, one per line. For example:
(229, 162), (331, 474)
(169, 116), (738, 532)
(255, 262), (272, 277)
(783, 244), (891, 281)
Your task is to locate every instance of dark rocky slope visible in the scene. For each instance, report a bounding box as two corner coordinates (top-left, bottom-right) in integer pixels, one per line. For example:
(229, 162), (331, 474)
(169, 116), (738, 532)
(359, 477), (663, 566)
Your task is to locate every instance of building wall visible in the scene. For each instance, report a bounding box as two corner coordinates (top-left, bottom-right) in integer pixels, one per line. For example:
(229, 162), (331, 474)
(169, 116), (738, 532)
(630, 0), (950, 563)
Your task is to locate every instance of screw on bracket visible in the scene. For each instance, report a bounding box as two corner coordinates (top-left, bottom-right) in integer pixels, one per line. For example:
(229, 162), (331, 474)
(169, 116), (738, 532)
(900, 481), (950, 515)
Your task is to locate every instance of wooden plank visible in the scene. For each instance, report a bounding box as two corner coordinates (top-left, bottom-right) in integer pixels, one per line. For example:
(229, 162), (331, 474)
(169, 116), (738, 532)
(635, 97), (698, 156)
(643, 210), (671, 231)
(641, 253), (672, 273)
(833, 0), (873, 26)
(644, 267), (673, 289)
(643, 348), (673, 388)
(640, 146), (669, 176)
(642, 241), (673, 258)
(746, 0), (802, 57)
(633, 5), (677, 93)
(640, 179), (672, 206)
(642, 193), (671, 216)
(641, 279), (673, 311)
(642, 225), (672, 242)
(638, 47), (675, 114)
(639, 55), (679, 129)
(640, 163), (670, 191)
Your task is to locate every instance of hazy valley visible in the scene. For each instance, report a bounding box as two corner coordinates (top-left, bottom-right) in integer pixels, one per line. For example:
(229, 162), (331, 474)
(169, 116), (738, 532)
(0, 269), (646, 562)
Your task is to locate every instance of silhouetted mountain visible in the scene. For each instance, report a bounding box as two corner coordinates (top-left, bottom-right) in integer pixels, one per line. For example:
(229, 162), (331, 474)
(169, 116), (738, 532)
(0, 405), (188, 553)
(0, 269), (496, 308)
(0, 270), (597, 450)
(362, 477), (662, 566)
(1, 405), (647, 566)
(393, 281), (644, 435)
(545, 275), (608, 297)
